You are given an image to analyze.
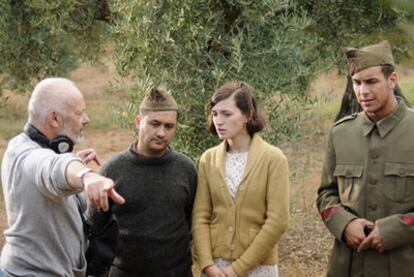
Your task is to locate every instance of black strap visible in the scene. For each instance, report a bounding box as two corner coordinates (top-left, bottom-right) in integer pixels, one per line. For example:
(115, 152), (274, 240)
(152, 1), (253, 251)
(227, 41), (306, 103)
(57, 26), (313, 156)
(75, 195), (119, 277)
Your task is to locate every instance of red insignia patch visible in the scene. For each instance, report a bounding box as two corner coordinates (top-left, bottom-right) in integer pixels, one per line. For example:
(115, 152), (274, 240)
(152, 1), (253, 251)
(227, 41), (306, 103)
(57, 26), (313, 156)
(321, 206), (339, 222)
(400, 215), (414, 225)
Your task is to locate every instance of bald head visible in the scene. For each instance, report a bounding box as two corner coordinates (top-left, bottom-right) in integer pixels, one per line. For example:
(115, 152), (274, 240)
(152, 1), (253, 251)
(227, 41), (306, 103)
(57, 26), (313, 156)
(28, 77), (82, 124)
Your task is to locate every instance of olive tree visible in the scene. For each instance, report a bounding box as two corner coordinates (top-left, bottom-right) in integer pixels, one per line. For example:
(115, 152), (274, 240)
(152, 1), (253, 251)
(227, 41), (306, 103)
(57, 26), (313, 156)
(0, 0), (412, 158)
(0, 0), (110, 92)
(110, 0), (412, 158)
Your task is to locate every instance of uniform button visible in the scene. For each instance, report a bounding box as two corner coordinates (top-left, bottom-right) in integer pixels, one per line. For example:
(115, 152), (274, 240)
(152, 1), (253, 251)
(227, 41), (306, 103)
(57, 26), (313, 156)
(229, 244), (235, 250)
(370, 178), (377, 185)
(239, 185), (245, 191)
(370, 151), (379, 159)
(399, 169), (406, 176)
(228, 226), (234, 232)
(369, 204), (377, 211)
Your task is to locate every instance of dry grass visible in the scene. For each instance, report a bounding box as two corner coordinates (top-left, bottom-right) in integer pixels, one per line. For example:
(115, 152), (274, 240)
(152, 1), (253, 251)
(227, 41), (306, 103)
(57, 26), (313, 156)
(1, 60), (414, 277)
(0, 64), (348, 276)
(0, 60), (131, 247)
(277, 62), (414, 277)
(278, 136), (331, 277)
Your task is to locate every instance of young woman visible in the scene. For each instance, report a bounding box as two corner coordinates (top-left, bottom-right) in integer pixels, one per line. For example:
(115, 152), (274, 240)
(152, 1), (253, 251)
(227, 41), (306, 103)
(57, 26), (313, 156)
(192, 81), (290, 277)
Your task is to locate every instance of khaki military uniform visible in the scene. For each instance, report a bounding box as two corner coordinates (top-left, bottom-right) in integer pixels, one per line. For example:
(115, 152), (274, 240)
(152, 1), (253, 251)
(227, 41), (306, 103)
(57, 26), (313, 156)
(317, 102), (414, 277)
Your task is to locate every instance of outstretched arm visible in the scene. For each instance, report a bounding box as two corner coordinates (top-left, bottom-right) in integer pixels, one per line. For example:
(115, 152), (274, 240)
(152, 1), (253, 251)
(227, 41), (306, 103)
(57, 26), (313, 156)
(66, 161), (125, 211)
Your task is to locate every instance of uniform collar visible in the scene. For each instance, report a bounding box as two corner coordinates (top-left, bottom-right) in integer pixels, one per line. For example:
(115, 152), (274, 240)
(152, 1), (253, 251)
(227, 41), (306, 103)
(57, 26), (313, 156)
(362, 100), (406, 138)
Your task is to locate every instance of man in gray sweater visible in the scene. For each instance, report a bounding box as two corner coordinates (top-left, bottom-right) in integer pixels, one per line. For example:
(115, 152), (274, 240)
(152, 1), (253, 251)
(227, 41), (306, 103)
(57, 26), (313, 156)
(90, 87), (197, 277)
(0, 78), (125, 277)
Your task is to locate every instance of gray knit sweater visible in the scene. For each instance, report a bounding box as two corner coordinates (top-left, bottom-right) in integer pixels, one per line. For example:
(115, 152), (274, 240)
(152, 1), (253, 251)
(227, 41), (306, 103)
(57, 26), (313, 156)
(95, 143), (197, 277)
(1, 133), (86, 277)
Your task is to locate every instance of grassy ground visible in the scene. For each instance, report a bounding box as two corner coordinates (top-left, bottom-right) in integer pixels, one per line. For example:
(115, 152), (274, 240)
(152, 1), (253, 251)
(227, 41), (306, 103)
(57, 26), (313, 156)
(1, 61), (414, 276)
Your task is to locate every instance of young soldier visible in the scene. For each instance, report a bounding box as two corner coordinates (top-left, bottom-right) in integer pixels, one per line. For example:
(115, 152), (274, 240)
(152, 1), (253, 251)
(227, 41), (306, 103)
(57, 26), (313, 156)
(317, 40), (414, 277)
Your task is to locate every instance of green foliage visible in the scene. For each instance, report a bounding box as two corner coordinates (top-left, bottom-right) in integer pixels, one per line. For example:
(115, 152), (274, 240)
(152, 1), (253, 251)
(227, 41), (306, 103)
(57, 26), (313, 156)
(0, 0), (108, 93)
(389, 0), (414, 15)
(302, 0), (414, 68)
(1, 0), (413, 159)
(111, 0), (323, 158)
(399, 78), (414, 104)
(110, 0), (413, 159)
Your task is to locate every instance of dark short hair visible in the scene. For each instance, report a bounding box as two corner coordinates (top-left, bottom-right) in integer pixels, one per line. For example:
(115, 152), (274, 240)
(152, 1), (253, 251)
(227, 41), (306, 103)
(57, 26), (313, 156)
(208, 81), (265, 136)
(381, 64), (395, 78)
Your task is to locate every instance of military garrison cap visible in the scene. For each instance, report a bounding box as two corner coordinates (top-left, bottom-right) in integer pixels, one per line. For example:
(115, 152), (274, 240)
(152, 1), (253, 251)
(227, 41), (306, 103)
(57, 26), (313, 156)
(139, 87), (178, 112)
(345, 40), (395, 75)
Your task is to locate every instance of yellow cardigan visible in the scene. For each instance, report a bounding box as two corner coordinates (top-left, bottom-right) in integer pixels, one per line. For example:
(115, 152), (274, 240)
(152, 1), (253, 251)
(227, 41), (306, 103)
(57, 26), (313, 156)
(192, 134), (289, 277)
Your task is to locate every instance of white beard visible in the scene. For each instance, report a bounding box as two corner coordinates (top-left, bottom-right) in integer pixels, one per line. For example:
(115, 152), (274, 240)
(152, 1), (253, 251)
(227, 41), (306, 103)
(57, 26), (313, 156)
(59, 127), (83, 145)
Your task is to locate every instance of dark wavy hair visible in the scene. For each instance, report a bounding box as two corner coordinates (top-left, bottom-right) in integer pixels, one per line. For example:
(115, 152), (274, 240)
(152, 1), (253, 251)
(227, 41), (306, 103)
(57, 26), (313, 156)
(208, 81), (265, 136)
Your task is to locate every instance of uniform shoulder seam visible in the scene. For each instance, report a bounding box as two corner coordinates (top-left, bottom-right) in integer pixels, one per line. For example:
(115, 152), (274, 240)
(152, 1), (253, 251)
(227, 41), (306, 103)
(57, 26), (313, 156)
(333, 113), (358, 126)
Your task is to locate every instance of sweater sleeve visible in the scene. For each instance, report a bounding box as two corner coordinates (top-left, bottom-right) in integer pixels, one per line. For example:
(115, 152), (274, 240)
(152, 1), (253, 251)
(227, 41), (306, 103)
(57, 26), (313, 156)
(192, 154), (215, 271)
(24, 148), (82, 201)
(232, 151), (290, 276)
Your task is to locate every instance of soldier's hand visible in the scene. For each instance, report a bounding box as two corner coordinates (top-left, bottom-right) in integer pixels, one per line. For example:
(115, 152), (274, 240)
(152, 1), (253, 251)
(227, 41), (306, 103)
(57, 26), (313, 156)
(357, 224), (384, 253)
(205, 265), (226, 277)
(343, 218), (374, 251)
(83, 172), (125, 211)
(222, 266), (239, 277)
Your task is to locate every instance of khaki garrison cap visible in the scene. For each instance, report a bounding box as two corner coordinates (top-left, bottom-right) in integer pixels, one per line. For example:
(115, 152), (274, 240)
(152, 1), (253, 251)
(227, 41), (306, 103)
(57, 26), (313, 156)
(345, 40), (395, 75)
(139, 87), (178, 112)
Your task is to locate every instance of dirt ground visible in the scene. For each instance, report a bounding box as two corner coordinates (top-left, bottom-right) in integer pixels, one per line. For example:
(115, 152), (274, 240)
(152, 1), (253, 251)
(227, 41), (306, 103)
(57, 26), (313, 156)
(0, 63), (332, 276)
(0, 132), (331, 277)
(278, 137), (332, 277)
(87, 130), (334, 277)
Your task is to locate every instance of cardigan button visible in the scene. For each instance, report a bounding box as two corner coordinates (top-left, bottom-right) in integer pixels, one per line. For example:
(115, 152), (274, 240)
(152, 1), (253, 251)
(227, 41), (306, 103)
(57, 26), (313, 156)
(239, 185), (245, 191)
(229, 244), (235, 250)
(228, 226), (234, 232)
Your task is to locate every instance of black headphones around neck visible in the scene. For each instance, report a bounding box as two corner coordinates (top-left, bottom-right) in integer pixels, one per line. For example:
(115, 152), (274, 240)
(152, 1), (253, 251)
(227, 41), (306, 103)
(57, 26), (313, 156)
(24, 124), (74, 154)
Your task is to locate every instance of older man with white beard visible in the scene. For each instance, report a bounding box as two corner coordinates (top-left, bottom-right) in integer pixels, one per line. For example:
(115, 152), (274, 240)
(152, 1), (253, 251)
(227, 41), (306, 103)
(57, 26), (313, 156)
(0, 77), (125, 277)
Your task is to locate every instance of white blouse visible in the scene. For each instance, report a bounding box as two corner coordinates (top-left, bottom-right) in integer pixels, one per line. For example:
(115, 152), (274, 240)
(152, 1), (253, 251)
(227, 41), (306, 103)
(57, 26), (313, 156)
(225, 151), (248, 199)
